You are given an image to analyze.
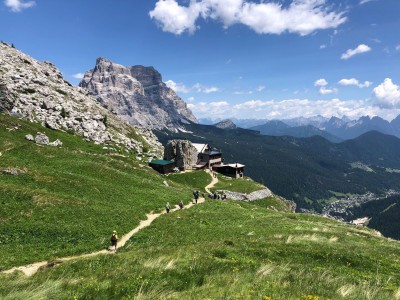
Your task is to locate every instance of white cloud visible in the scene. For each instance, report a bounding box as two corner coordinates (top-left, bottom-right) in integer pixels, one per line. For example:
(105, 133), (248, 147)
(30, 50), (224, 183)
(150, 0), (347, 36)
(188, 101), (230, 115)
(193, 83), (220, 93)
(72, 73), (85, 79)
(149, 0), (205, 34)
(319, 87), (337, 95)
(187, 96), (195, 102)
(234, 85), (265, 95)
(338, 78), (372, 88)
(4, 0), (35, 12)
(256, 85), (266, 92)
(396, 45), (400, 52)
(166, 80), (220, 94)
(188, 97), (399, 121)
(359, 0), (376, 4)
(314, 78), (328, 87)
(373, 78), (400, 108)
(165, 80), (190, 93)
(320, 44), (327, 49)
(341, 44), (371, 60)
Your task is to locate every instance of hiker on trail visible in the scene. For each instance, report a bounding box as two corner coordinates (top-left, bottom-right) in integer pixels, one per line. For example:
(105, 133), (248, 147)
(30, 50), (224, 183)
(213, 192), (217, 199)
(110, 230), (118, 251)
(193, 190), (199, 204)
(166, 202), (171, 213)
(178, 200), (184, 209)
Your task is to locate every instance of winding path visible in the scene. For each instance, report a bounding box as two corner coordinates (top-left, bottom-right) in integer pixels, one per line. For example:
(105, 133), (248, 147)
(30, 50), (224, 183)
(2, 170), (218, 277)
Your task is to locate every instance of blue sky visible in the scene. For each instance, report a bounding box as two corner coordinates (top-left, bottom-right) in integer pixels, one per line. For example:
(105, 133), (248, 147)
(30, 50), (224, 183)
(1, 0), (400, 121)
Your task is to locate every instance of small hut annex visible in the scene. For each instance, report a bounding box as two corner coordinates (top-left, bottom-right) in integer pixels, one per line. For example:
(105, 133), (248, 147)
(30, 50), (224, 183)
(149, 160), (175, 174)
(213, 163), (245, 178)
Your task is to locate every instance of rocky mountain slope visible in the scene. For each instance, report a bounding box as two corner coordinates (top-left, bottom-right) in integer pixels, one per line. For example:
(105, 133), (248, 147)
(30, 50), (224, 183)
(213, 119), (237, 129)
(79, 58), (197, 130)
(0, 42), (161, 155)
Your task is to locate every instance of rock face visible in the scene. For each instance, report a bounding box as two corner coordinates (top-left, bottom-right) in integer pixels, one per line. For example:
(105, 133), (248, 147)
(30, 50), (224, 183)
(164, 140), (198, 169)
(79, 58), (197, 130)
(213, 119), (237, 130)
(0, 42), (162, 155)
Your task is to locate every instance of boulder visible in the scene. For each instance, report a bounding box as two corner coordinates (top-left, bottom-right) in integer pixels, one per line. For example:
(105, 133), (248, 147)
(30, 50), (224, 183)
(25, 134), (34, 141)
(35, 132), (49, 145)
(48, 139), (63, 147)
(164, 140), (198, 170)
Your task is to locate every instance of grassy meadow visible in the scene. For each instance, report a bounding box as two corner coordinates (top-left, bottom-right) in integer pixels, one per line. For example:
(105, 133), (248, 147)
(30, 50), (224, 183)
(213, 174), (266, 194)
(0, 115), (195, 270)
(1, 114), (400, 299)
(1, 200), (399, 299)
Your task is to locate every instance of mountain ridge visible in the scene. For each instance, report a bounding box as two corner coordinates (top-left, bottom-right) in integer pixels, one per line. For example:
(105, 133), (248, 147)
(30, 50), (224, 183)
(79, 57), (197, 130)
(0, 42), (162, 155)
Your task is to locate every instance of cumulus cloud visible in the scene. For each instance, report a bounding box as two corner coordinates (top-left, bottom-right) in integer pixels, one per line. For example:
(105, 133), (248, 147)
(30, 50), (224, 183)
(338, 78), (372, 88)
(72, 73), (85, 79)
(166, 80), (220, 94)
(314, 78), (328, 87)
(188, 97), (397, 120)
(341, 44), (371, 60)
(373, 78), (400, 108)
(149, 0), (204, 34)
(166, 80), (190, 93)
(193, 83), (220, 93)
(4, 0), (35, 12)
(319, 87), (337, 95)
(149, 0), (347, 36)
(188, 101), (230, 115)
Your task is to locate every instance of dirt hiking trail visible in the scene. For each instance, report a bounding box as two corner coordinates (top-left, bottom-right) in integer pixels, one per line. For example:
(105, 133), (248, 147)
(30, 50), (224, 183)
(2, 170), (218, 277)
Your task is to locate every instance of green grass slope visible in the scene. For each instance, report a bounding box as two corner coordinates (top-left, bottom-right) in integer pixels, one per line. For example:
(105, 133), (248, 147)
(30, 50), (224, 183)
(0, 114), (195, 270)
(1, 114), (400, 299)
(1, 201), (399, 299)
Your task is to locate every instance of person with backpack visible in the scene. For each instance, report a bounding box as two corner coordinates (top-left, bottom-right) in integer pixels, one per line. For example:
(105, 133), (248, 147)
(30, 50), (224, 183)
(110, 230), (118, 252)
(178, 200), (184, 209)
(166, 202), (171, 213)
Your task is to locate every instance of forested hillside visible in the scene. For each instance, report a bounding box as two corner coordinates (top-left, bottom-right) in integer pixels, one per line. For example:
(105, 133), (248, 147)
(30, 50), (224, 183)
(156, 124), (400, 210)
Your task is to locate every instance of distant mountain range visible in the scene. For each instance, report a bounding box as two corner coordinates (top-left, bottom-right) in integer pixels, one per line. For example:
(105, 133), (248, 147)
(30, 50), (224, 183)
(156, 123), (400, 211)
(200, 115), (400, 141)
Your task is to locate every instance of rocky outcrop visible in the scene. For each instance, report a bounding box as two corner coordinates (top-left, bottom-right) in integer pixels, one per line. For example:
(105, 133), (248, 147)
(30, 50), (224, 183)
(218, 188), (273, 201)
(164, 139), (198, 169)
(0, 42), (162, 156)
(217, 188), (296, 212)
(25, 132), (63, 147)
(213, 119), (237, 130)
(79, 58), (197, 130)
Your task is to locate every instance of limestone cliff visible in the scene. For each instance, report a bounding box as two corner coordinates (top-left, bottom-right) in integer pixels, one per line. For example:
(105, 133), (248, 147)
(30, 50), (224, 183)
(0, 42), (161, 155)
(79, 58), (197, 129)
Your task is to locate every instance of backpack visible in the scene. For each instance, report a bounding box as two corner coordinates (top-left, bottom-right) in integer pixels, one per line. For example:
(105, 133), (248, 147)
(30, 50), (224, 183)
(111, 234), (117, 242)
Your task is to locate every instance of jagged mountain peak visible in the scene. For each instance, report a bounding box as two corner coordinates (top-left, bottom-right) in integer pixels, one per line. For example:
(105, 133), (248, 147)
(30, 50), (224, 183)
(0, 42), (162, 155)
(213, 119), (237, 130)
(79, 58), (197, 130)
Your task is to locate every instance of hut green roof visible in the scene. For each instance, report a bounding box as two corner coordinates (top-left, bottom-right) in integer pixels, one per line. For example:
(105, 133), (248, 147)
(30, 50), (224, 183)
(149, 160), (174, 166)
